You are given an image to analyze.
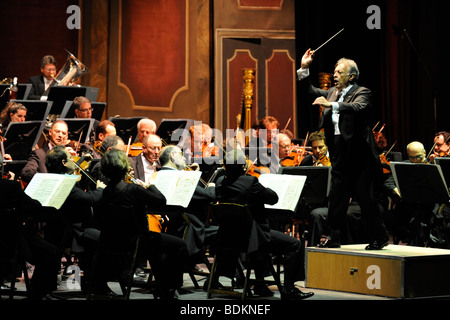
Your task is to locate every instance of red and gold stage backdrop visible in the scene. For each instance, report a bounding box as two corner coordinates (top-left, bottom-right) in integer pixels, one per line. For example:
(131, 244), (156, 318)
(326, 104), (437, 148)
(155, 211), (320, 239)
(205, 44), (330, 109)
(119, 0), (187, 109)
(266, 50), (296, 133)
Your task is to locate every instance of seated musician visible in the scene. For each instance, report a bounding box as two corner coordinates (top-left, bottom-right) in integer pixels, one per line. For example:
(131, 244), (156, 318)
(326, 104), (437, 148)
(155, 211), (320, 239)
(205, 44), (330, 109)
(27, 55), (57, 101)
(428, 131), (450, 163)
(44, 145), (105, 293)
(407, 141), (428, 164)
(129, 133), (162, 185)
(96, 148), (188, 299)
(0, 101), (28, 161)
(73, 96), (100, 133)
(156, 145), (216, 261)
(85, 120), (117, 158)
(20, 120), (76, 183)
(0, 157), (59, 300)
(135, 118), (157, 143)
(299, 130), (331, 166)
(214, 148), (314, 300)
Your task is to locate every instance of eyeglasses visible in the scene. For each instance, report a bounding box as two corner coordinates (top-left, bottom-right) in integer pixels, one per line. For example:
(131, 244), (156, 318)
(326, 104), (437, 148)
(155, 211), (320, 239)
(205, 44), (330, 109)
(79, 108), (93, 112)
(408, 154), (424, 160)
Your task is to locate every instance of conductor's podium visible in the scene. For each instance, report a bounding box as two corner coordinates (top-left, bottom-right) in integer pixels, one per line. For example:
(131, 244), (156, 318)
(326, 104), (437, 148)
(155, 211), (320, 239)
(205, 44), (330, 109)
(306, 244), (450, 299)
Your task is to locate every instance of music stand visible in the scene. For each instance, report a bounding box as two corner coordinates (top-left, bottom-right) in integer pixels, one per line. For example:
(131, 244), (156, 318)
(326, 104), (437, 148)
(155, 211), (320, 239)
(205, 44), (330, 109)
(60, 100), (106, 121)
(58, 118), (95, 144)
(278, 166), (332, 206)
(2, 121), (45, 160)
(156, 118), (195, 147)
(191, 156), (222, 182)
(390, 162), (449, 204)
(109, 116), (146, 143)
(434, 157), (450, 187)
(46, 86), (99, 116)
(10, 99), (52, 121)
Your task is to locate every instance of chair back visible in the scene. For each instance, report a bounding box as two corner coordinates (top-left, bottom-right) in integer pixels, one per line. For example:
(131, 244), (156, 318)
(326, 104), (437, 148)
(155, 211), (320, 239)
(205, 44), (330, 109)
(210, 202), (254, 253)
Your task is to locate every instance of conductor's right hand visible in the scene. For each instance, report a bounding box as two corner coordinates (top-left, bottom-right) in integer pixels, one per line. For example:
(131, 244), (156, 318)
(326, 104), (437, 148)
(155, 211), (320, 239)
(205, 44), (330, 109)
(301, 48), (315, 69)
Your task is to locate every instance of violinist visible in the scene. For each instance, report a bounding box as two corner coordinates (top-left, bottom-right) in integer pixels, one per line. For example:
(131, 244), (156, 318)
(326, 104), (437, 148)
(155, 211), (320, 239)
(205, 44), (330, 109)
(129, 134), (162, 185)
(135, 118), (157, 143)
(84, 120), (117, 159)
(299, 131), (330, 167)
(428, 131), (450, 163)
(407, 141), (428, 164)
(44, 145), (105, 293)
(1, 102), (28, 162)
(20, 120), (76, 183)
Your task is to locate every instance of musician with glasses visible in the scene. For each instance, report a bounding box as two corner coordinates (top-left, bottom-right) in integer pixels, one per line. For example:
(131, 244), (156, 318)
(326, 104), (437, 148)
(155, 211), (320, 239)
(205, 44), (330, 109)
(27, 55), (58, 101)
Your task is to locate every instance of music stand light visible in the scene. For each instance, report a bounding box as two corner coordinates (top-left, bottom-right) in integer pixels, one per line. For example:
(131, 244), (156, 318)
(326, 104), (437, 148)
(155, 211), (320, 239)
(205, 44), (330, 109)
(3, 121), (46, 160)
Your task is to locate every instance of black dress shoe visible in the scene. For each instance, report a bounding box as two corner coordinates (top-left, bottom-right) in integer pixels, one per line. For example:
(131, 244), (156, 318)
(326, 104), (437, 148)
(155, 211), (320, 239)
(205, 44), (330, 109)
(365, 237), (389, 250)
(281, 287), (314, 300)
(317, 236), (341, 248)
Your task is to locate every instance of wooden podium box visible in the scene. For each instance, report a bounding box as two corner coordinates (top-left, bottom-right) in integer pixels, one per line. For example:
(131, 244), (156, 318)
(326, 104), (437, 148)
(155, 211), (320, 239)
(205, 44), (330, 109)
(305, 244), (450, 298)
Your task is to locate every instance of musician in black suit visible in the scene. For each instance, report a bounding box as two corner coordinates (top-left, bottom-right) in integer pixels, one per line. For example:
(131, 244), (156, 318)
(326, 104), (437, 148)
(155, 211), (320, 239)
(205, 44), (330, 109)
(298, 49), (388, 250)
(27, 55), (57, 100)
(97, 149), (188, 299)
(215, 148), (314, 300)
(129, 134), (162, 185)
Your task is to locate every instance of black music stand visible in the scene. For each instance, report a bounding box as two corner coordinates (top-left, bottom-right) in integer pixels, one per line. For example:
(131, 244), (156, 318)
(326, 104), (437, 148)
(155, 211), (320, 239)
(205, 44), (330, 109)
(278, 166), (332, 207)
(58, 118), (95, 144)
(390, 162), (449, 204)
(156, 118), (195, 147)
(435, 157), (450, 187)
(60, 100), (106, 121)
(109, 116), (146, 143)
(10, 99), (52, 121)
(46, 86), (99, 116)
(2, 121), (45, 160)
(191, 156), (222, 182)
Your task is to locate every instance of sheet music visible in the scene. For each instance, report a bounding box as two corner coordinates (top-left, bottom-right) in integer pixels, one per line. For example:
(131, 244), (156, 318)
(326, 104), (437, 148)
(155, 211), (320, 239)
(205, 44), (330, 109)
(259, 174), (307, 211)
(153, 170), (201, 208)
(24, 173), (78, 209)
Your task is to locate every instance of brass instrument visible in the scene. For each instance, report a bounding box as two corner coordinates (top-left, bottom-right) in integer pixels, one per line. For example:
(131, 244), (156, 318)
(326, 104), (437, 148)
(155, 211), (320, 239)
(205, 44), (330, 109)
(52, 50), (89, 87)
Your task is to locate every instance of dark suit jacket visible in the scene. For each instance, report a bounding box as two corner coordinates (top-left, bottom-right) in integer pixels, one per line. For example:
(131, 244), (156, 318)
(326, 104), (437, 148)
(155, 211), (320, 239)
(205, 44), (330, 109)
(27, 75), (56, 100)
(215, 174), (279, 253)
(20, 144), (50, 183)
(129, 155), (161, 183)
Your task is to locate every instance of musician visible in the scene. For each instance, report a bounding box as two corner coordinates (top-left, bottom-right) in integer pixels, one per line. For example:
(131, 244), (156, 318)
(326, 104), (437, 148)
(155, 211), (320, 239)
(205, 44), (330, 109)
(429, 131), (450, 163)
(407, 141), (428, 164)
(96, 148), (188, 299)
(129, 134), (162, 185)
(157, 145), (216, 260)
(43, 145), (105, 292)
(73, 96), (99, 132)
(0, 174), (61, 299)
(215, 148), (314, 300)
(20, 120), (75, 183)
(135, 118), (157, 143)
(0, 101), (27, 128)
(298, 48), (388, 250)
(300, 131), (330, 166)
(84, 120), (117, 159)
(27, 55), (57, 100)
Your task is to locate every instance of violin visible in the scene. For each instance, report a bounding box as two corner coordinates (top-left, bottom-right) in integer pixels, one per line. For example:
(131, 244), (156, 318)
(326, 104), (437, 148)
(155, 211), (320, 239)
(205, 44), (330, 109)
(245, 158), (270, 178)
(127, 142), (143, 157)
(314, 155), (331, 166)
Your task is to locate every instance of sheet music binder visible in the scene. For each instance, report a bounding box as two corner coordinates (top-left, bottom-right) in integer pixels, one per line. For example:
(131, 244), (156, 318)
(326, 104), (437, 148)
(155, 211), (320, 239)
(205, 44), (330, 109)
(390, 162), (450, 204)
(10, 99), (53, 121)
(3, 121), (46, 160)
(278, 166), (332, 206)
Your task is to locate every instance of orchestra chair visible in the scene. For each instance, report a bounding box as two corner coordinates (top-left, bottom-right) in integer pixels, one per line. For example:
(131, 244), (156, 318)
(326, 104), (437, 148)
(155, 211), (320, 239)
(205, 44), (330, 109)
(0, 211), (31, 300)
(181, 212), (213, 289)
(206, 203), (282, 300)
(88, 204), (143, 300)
